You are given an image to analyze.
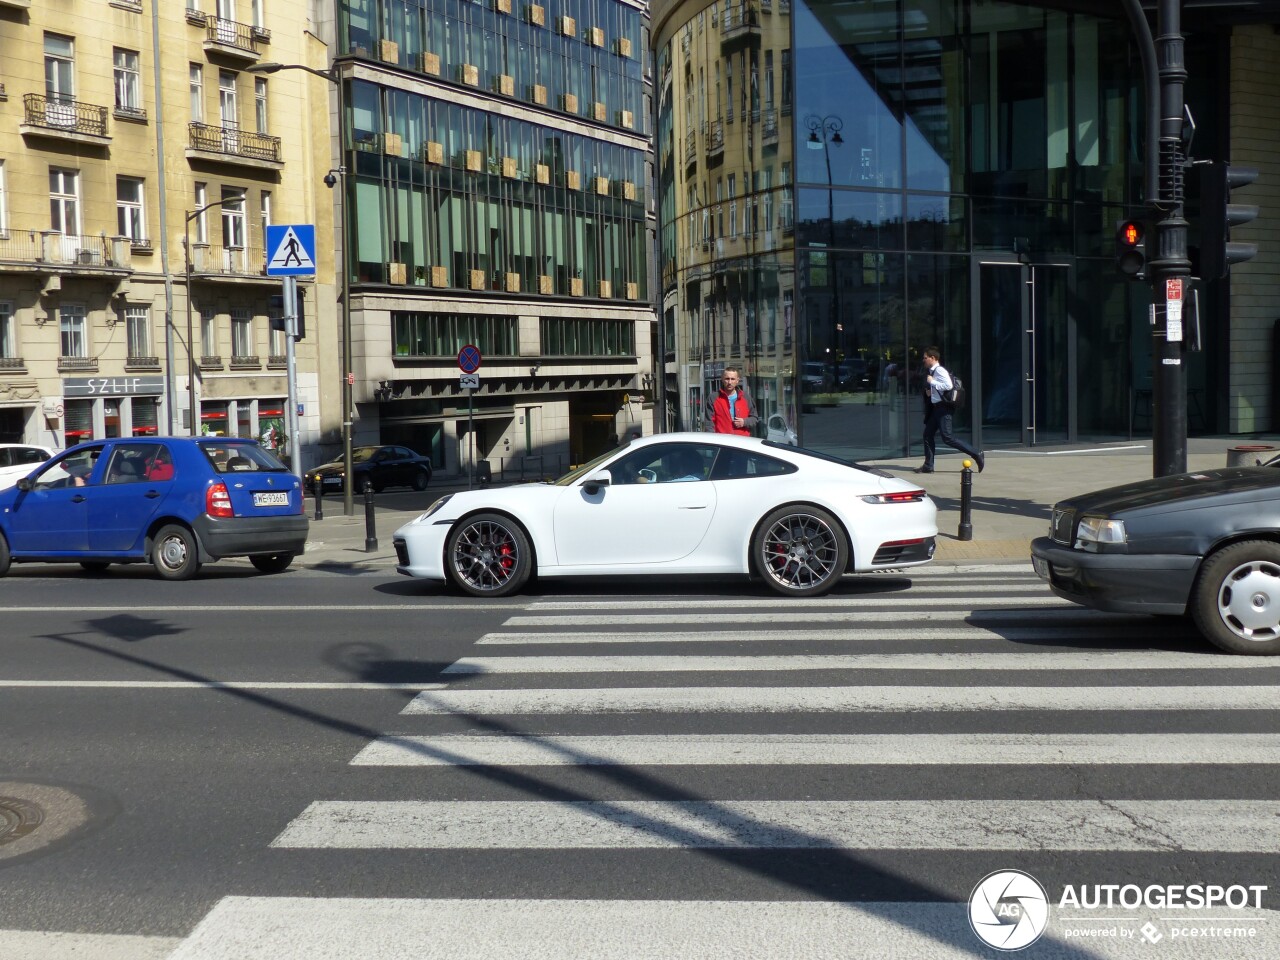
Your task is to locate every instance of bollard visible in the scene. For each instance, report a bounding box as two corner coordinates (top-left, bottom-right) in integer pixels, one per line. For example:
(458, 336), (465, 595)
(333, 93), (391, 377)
(313, 479), (324, 521)
(364, 486), (378, 552)
(958, 460), (974, 541)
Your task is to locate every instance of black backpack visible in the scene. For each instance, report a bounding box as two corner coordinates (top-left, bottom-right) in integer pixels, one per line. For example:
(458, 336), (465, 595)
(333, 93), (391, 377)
(945, 376), (966, 407)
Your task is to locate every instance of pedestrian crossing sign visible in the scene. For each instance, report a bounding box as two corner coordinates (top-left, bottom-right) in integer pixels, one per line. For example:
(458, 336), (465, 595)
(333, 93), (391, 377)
(265, 224), (317, 276)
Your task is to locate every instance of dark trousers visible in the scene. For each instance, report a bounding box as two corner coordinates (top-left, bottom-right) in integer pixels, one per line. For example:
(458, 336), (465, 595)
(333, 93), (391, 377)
(922, 402), (979, 467)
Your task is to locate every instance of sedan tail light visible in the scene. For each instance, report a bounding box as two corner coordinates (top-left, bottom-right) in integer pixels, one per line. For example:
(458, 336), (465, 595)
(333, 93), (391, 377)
(861, 489), (928, 504)
(206, 481), (234, 519)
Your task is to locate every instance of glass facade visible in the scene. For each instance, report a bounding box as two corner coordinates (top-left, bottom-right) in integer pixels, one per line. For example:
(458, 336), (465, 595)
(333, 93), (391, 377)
(654, 0), (1216, 459)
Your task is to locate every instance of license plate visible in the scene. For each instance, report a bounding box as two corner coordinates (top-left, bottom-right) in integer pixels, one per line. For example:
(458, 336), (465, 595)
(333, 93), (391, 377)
(1032, 556), (1050, 580)
(253, 491), (289, 507)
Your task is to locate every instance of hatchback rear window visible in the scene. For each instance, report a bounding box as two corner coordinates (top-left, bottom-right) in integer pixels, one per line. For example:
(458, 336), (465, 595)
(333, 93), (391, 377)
(202, 443), (288, 474)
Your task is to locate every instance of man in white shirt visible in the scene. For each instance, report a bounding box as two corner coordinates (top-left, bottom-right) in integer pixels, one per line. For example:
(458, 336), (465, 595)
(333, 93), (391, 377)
(916, 346), (984, 474)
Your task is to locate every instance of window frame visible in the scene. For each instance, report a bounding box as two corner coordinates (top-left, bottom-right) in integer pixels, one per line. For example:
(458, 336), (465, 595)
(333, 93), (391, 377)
(113, 47), (142, 114)
(59, 303), (88, 359)
(117, 176), (146, 243)
(0, 301), (15, 360)
(125, 305), (152, 359)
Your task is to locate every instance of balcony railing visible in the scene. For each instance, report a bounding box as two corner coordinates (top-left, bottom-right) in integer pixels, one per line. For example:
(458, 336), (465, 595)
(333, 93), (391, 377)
(0, 232), (131, 269)
(0, 357), (26, 371)
(708, 119), (725, 155)
(191, 242), (266, 277)
(188, 122), (281, 163)
(205, 18), (262, 58)
(721, 3), (760, 42)
(22, 93), (108, 138)
(685, 130), (697, 165)
(762, 107), (778, 145)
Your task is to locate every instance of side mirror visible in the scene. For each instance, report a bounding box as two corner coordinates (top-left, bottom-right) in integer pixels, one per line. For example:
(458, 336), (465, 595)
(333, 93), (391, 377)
(17, 477), (32, 492)
(583, 470), (612, 494)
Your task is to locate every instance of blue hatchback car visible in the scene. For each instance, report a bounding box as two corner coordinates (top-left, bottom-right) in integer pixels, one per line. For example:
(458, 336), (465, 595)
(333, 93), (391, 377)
(0, 437), (308, 580)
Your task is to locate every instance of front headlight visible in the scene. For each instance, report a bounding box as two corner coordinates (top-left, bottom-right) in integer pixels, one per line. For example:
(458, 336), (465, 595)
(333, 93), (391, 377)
(1076, 516), (1126, 547)
(413, 493), (453, 523)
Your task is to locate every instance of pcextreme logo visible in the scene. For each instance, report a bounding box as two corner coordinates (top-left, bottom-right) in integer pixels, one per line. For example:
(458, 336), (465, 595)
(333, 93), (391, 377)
(969, 869), (1050, 951)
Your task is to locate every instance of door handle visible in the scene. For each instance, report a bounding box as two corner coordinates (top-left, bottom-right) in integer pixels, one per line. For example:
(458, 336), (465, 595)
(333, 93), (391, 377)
(70, 494), (86, 503)
(145, 490), (161, 499)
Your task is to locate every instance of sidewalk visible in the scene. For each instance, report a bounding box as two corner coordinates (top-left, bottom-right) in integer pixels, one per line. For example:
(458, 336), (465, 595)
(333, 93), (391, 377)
(295, 437), (1280, 571)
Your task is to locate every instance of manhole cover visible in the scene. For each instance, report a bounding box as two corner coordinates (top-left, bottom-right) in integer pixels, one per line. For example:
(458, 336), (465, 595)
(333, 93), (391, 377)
(0, 796), (45, 846)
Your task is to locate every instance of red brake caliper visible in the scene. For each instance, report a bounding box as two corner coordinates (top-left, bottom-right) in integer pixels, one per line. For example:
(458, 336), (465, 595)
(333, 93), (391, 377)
(498, 541), (515, 574)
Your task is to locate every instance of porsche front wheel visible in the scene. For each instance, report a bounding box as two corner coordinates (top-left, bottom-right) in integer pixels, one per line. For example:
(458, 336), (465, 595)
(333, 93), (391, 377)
(445, 513), (532, 598)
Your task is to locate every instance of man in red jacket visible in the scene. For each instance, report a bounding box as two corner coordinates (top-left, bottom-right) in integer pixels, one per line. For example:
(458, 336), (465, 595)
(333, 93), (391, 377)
(704, 366), (758, 435)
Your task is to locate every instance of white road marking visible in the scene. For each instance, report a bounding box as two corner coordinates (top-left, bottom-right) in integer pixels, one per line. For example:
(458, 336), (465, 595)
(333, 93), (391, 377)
(271, 798), (1280, 851)
(476, 625), (1177, 644)
(165, 897), (1200, 960)
(442, 651), (1241, 674)
(0, 603), (521, 613)
(402, 684), (1280, 715)
(527, 584), (1049, 608)
(0, 930), (181, 960)
(351, 732), (1280, 767)
(505, 602), (1070, 626)
(0, 681), (447, 690)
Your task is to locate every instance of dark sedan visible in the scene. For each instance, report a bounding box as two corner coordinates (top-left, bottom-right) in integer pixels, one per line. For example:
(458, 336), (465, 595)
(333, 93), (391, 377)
(1031, 462), (1280, 655)
(308, 445), (432, 494)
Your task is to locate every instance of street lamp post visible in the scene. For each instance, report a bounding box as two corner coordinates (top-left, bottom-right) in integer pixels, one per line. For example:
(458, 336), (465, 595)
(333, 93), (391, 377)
(184, 196), (244, 435)
(248, 60), (355, 516)
(805, 115), (843, 391)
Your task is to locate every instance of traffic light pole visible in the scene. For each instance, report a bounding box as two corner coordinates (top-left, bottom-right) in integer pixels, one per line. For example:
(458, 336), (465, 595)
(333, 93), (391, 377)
(1150, 0), (1191, 478)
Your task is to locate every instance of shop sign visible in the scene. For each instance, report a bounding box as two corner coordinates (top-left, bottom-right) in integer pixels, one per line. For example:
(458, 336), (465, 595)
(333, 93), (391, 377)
(63, 376), (165, 397)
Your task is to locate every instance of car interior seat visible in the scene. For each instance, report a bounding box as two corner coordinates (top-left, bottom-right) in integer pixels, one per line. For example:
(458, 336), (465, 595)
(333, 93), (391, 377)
(110, 458), (142, 483)
(226, 456), (252, 472)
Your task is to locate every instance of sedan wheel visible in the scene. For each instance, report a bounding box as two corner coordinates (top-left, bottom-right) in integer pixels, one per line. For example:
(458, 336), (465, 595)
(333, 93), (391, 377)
(753, 505), (848, 597)
(152, 524), (201, 581)
(445, 513), (532, 598)
(1193, 540), (1280, 655)
(412, 469), (430, 491)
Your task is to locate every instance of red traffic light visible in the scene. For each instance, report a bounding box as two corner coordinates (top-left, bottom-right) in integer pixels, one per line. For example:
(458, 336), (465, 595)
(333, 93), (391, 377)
(1118, 221), (1143, 246)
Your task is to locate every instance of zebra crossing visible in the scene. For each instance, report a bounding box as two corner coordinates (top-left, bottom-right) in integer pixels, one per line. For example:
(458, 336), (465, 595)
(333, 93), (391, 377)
(168, 567), (1280, 959)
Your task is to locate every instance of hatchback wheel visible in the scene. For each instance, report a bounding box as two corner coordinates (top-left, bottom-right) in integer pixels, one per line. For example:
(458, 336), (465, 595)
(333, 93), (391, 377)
(250, 553), (295, 574)
(445, 513), (532, 597)
(1192, 540), (1280, 655)
(412, 469), (430, 491)
(752, 505), (848, 597)
(152, 524), (201, 581)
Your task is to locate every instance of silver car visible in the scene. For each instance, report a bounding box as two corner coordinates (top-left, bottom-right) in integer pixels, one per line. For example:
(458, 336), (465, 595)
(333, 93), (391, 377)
(0, 443), (53, 491)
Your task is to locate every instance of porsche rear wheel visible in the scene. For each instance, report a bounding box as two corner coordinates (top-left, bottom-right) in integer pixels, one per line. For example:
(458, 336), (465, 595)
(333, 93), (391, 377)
(753, 505), (848, 597)
(1192, 540), (1280, 655)
(445, 513), (532, 598)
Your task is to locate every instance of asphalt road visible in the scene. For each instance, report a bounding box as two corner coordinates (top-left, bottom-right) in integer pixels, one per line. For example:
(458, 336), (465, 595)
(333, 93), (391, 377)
(3, 565), (1279, 959)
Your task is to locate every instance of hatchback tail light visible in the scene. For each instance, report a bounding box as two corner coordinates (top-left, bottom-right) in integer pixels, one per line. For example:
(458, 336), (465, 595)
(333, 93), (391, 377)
(206, 481), (234, 519)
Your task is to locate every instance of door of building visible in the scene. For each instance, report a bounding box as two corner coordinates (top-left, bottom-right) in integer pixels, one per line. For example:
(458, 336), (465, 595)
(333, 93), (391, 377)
(975, 261), (1071, 447)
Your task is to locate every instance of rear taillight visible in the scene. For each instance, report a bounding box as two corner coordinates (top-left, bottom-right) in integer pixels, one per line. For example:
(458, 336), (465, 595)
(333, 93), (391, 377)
(861, 489), (927, 504)
(206, 481), (234, 519)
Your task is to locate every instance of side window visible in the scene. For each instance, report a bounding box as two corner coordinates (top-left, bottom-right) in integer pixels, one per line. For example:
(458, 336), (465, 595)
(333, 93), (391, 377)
(710, 450), (797, 480)
(105, 443), (161, 484)
(18, 447), (51, 465)
(0, 449), (10, 467)
(32, 447), (102, 490)
(146, 446), (175, 481)
(607, 444), (715, 485)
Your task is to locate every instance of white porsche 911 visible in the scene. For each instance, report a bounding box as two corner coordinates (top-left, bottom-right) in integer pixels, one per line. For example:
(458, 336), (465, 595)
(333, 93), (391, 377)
(392, 432), (937, 597)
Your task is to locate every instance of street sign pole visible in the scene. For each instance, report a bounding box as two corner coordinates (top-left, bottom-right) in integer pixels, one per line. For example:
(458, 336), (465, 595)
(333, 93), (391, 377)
(468, 390), (475, 491)
(283, 275), (302, 480)
(457, 345), (482, 491)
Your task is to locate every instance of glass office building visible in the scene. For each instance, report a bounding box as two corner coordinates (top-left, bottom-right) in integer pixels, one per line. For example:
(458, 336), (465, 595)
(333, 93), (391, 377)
(327, 0), (654, 472)
(652, 0), (1255, 459)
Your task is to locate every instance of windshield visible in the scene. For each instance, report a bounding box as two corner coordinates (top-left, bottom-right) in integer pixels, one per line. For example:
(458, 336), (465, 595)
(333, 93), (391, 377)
(351, 447), (379, 463)
(553, 444), (628, 486)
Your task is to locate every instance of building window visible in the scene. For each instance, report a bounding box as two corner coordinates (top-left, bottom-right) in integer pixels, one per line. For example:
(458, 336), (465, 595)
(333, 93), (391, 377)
(114, 48), (142, 115)
(49, 168), (79, 236)
(194, 182), (208, 243)
(190, 64), (204, 122)
(268, 304), (286, 358)
(540, 318), (635, 357)
(392, 313), (518, 357)
(201, 306), (218, 358)
(44, 34), (75, 104)
(221, 188), (246, 249)
(117, 177), (146, 243)
(728, 175), (737, 238)
(60, 303), (87, 358)
(0, 302), (15, 360)
(255, 77), (268, 133)
(231, 307), (253, 357)
(0, 161), (7, 238)
(125, 306), (152, 359)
